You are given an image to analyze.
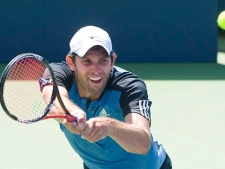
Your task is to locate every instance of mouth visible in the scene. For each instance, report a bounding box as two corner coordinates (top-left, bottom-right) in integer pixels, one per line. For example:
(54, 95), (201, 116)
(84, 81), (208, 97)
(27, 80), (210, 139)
(89, 77), (102, 83)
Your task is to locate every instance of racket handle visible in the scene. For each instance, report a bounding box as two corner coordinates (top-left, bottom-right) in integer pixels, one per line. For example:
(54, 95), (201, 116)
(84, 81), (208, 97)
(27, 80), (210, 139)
(67, 115), (78, 123)
(43, 114), (77, 122)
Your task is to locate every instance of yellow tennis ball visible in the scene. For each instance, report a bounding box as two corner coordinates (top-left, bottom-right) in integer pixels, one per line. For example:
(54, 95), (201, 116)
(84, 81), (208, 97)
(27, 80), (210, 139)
(218, 11), (225, 30)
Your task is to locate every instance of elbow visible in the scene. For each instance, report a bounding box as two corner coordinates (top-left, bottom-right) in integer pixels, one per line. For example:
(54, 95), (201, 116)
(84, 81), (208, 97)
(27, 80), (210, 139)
(139, 133), (152, 154)
(127, 137), (151, 154)
(139, 139), (151, 154)
(129, 142), (151, 154)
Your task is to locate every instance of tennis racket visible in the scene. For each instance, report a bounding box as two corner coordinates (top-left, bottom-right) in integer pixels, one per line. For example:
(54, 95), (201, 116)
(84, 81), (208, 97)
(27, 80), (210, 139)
(0, 53), (77, 124)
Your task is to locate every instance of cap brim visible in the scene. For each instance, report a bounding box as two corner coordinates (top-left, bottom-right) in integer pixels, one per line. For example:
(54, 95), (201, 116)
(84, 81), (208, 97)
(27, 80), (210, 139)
(76, 41), (111, 58)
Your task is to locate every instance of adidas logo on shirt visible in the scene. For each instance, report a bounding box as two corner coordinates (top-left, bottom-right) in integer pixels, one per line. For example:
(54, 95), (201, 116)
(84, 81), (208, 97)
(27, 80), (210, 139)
(99, 109), (110, 117)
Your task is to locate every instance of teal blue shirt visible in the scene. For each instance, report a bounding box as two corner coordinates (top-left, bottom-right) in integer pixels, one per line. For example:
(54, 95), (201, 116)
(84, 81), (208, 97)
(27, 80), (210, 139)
(47, 63), (166, 169)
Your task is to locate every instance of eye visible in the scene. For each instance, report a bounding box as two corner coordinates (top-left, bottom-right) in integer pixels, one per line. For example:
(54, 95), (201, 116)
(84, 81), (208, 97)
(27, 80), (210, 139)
(83, 59), (91, 64)
(100, 59), (108, 64)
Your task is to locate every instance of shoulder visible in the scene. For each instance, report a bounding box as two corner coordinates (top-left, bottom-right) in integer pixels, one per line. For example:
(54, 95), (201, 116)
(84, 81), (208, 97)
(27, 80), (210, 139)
(49, 62), (73, 90)
(110, 66), (147, 91)
(109, 66), (151, 120)
(49, 61), (70, 72)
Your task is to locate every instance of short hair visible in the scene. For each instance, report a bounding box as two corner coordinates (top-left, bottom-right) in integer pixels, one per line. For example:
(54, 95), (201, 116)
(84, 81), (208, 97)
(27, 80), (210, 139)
(68, 45), (117, 63)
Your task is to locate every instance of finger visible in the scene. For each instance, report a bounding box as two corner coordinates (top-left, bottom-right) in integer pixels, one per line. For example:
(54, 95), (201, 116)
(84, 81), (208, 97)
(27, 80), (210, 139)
(63, 119), (77, 126)
(63, 119), (85, 134)
(82, 123), (103, 141)
(72, 111), (87, 129)
(84, 130), (106, 143)
(82, 120), (96, 135)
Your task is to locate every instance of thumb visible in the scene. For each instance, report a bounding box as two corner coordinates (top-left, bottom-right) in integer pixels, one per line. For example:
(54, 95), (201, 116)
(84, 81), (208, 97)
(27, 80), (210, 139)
(78, 118), (86, 129)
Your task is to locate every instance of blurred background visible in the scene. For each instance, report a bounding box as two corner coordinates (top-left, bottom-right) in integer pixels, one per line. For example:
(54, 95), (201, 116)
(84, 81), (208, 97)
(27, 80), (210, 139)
(218, 0), (225, 53)
(0, 0), (224, 63)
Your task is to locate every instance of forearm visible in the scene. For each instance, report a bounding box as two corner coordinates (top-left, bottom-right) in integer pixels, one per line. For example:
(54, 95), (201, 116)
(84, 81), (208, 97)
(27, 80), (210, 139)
(42, 85), (85, 123)
(107, 118), (151, 154)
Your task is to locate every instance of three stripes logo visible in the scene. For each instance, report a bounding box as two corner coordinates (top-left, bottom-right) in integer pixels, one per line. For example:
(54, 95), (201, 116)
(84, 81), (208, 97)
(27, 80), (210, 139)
(139, 100), (151, 121)
(98, 101), (150, 120)
(99, 108), (110, 117)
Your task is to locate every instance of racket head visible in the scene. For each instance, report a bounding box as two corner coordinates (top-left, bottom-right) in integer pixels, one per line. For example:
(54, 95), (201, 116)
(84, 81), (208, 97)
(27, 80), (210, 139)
(0, 53), (58, 123)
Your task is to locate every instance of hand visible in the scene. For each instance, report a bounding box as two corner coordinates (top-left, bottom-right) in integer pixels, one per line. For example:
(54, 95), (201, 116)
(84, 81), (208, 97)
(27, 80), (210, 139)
(63, 109), (87, 134)
(81, 117), (109, 143)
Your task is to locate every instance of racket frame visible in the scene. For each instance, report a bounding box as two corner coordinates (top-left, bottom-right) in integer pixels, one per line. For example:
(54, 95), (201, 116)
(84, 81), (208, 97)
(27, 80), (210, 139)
(0, 53), (74, 123)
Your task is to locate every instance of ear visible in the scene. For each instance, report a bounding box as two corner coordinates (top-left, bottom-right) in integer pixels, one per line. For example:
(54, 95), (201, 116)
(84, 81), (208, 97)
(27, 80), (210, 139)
(66, 55), (76, 71)
(111, 53), (117, 70)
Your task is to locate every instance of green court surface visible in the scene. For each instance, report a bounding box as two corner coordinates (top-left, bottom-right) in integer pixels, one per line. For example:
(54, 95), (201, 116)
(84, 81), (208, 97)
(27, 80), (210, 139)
(0, 61), (225, 169)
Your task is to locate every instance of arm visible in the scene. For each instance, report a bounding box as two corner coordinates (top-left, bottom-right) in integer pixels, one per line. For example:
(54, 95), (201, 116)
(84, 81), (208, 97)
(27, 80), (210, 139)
(108, 113), (151, 154)
(72, 113), (151, 154)
(42, 85), (87, 133)
(104, 77), (151, 154)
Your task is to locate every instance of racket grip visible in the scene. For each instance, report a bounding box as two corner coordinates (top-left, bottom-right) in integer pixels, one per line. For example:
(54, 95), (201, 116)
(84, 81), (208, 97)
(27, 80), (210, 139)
(67, 115), (78, 123)
(44, 114), (77, 122)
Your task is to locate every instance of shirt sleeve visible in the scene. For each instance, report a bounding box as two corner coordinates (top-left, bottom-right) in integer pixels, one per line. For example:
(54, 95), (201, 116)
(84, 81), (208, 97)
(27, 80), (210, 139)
(42, 62), (73, 91)
(120, 78), (152, 122)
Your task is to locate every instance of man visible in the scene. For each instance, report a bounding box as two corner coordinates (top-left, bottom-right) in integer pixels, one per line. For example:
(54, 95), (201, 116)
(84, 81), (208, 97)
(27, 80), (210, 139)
(41, 26), (172, 169)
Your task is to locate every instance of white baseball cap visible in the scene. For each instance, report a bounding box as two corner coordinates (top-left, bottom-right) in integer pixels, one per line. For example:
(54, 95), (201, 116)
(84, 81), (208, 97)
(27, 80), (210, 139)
(69, 26), (113, 58)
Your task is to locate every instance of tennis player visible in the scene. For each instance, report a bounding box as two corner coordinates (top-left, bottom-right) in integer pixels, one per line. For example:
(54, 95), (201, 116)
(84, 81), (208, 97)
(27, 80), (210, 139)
(41, 26), (172, 169)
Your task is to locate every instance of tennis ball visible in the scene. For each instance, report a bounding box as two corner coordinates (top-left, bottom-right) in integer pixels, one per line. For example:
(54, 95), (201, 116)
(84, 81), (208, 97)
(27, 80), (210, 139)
(217, 11), (225, 30)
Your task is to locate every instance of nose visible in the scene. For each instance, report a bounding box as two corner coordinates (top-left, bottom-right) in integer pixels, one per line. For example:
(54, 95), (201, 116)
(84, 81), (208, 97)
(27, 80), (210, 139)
(91, 63), (101, 74)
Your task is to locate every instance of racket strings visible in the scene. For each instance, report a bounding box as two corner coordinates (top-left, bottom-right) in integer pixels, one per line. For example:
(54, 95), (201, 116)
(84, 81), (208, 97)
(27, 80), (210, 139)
(3, 57), (49, 121)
